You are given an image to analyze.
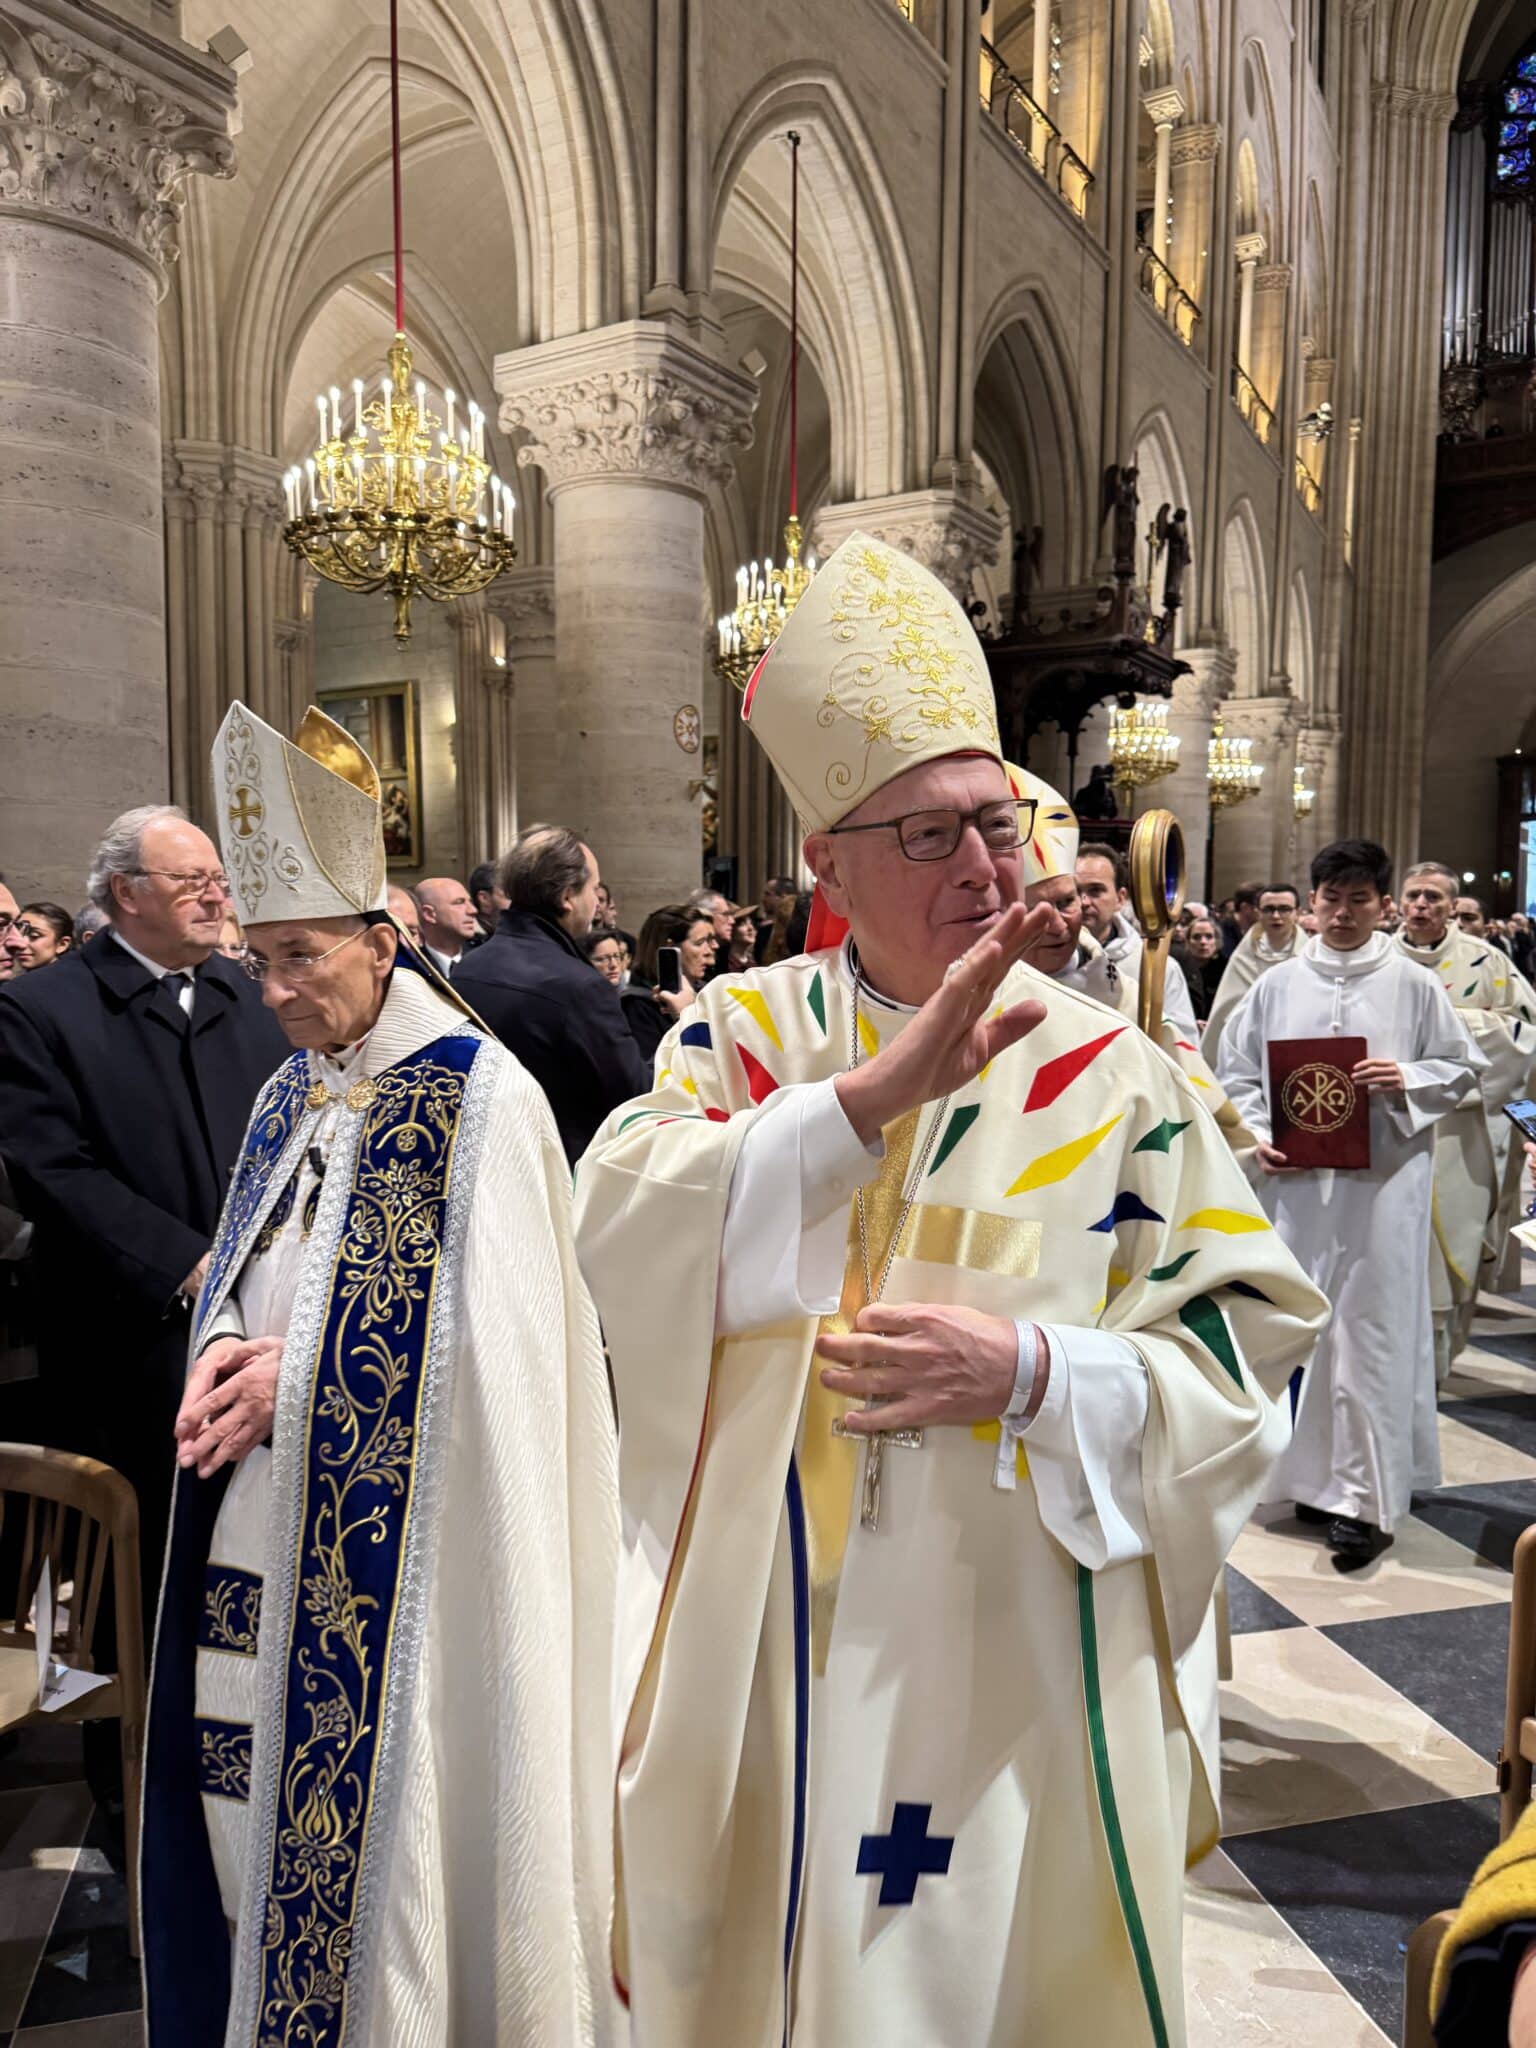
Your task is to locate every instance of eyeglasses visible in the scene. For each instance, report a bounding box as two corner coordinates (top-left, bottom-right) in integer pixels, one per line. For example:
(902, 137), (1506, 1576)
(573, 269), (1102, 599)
(826, 797), (1038, 864)
(0, 913), (11, 936)
(238, 928), (368, 985)
(135, 869), (232, 899)
(10, 921), (53, 944)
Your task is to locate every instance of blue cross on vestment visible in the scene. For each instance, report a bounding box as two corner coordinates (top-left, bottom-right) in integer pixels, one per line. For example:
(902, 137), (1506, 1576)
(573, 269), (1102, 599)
(856, 1802), (954, 1906)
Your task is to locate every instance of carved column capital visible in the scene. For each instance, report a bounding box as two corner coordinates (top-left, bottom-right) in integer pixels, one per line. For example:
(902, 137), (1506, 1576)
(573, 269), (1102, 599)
(0, 0), (237, 275)
(1371, 81), (1457, 126)
(1169, 122), (1221, 167)
(1254, 263), (1292, 293)
(810, 489), (1002, 603)
(1218, 690), (1301, 745)
(487, 566), (556, 659)
(1234, 232), (1267, 267)
(495, 320), (756, 497)
(1143, 87), (1185, 128)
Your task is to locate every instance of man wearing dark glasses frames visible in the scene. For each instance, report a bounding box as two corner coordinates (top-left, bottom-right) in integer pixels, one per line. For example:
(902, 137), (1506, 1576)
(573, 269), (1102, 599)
(577, 531), (1326, 2048)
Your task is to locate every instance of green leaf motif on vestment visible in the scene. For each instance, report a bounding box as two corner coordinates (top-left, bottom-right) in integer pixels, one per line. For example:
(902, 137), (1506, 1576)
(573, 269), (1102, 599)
(807, 969), (827, 1035)
(1133, 1117), (1192, 1155)
(1178, 1293), (1243, 1387)
(928, 1102), (981, 1176)
(1148, 1249), (1198, 1282)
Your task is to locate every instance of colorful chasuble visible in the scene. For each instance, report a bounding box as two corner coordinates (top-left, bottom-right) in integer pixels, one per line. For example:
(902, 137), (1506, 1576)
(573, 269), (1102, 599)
(576, 944), (1328, 2048)
(144, 1026), (485, 2047)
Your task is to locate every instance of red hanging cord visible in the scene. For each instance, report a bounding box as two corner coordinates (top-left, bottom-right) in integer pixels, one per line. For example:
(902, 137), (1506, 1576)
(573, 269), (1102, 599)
(788, 130), (800, 520)
(390, 0), (405, 333)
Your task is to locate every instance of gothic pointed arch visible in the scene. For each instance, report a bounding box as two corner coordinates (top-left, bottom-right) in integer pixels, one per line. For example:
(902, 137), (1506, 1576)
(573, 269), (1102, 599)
(974, 279), (1095, 587)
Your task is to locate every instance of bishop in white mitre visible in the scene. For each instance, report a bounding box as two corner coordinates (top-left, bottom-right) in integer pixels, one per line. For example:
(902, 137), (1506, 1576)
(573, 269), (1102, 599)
(573, 534), (1327, 2048)
(1216, 838), (1481, 1568)
(142, 704), (619, 2046)
(1394, 861), (1536, 1369)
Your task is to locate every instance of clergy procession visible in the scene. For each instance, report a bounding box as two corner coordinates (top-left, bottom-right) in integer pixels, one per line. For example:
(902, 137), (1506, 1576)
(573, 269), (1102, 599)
(7, 525), (1536, 2048)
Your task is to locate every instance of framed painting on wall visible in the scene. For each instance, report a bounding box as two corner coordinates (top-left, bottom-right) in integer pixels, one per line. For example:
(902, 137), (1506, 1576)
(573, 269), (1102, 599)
(316, 680), (421, 868)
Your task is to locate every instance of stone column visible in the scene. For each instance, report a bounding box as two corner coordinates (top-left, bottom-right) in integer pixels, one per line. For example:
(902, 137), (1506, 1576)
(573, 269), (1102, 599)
(1345, 83), (1460, 857)
(811, 488), (1001, 605)
(1161, 651), (1228, 900)
(164, 441), (285, 821)
(496, 319), (756, 916)
(1291, 715), (1341, 879)
(1252, 264), (1291, 421)
(449, 598), (516, 870)
(1169, 124), (1221, 317)
(1234, 233), (1266, 374)
(1212, 692), (1300, 891)
(1144, 89), (1185, 262)
(0, 0), (236, 899)
(1301, 353), (1335, 495)
(489, 568), (556, 834)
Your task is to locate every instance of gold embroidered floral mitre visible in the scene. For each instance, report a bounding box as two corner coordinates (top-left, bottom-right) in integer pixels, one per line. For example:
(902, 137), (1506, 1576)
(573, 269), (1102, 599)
(1006, 763), (1080, 883)
(213, 700), (389, 927)
(740, 531), (1003, 831)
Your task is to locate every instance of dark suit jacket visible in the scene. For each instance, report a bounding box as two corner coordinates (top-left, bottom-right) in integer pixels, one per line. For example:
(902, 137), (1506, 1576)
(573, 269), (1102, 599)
(0, 935), (288, 1525)
(453, 909), (649, 1165)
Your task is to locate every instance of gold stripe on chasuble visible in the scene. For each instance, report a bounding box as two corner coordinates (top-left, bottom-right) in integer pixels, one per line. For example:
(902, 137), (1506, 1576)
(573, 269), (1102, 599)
(802, 1108), (920, 1674)
(798, 1112), (1044, 1674)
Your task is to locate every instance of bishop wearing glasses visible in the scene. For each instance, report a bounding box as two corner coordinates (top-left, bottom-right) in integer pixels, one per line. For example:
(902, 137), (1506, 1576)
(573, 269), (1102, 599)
(575, 532), (1327, 2048)
(141, 702), (620, 2045)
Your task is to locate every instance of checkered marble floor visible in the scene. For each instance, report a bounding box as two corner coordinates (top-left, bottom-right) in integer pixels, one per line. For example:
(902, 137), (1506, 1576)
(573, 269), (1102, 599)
(5, 1302), (1536, 2046)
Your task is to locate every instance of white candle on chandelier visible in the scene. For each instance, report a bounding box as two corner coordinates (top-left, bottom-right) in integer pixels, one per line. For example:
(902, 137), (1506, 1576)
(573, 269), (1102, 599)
(305, 457), (318, 511)
(416, 380), (426, 433)
(317, 392), (328, 443)
(385, 451), (396, 505)
(503, 492), (515, 540)
(445, 388), (456, 446)
(491, 475), (501, 526)
(414, 454), (426, 504)
(447, 458), (459, 514)
(330, 389), (342, 444)
(353, 378), (364, 436)
(382, 378), (392, 432)
(736, 565), (747, 604)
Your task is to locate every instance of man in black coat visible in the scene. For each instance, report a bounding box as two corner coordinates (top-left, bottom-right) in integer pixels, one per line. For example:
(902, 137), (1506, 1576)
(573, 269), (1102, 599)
(454, 824), (650, 1165)
(0, 805), (287, 1656)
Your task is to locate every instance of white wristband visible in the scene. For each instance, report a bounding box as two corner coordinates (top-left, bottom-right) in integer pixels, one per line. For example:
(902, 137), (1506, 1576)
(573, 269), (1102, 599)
(1002, 1320), (1039, 1422)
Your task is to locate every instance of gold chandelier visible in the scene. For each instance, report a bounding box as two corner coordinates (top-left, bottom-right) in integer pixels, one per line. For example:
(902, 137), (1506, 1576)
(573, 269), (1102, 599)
(716, 131), (817, 689)
(1207, 718), (1263, 810)
(1108, 698), (1180, 806)
(1292, 759), (1315, 818)
(281, 0), (515, 642)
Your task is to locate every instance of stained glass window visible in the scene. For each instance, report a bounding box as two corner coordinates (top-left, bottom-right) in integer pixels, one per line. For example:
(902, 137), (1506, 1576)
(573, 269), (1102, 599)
(1495, 48), (1536, 194)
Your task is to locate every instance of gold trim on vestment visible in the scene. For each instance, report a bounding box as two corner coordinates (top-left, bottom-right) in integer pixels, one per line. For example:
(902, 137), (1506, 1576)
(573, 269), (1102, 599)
(801, 1110), (918, 1674)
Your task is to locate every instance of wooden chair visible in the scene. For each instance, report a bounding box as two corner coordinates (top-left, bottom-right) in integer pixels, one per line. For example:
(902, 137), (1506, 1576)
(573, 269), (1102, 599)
(1402, 1524), (1536, 2044)
(0, 1444), (145, 1958)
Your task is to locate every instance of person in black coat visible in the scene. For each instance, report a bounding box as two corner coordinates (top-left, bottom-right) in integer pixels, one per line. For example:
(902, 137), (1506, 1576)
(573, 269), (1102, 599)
(452, 824), (650, 1165)
(0, 806), (287, 1669)
(620, 906), (719, 1066)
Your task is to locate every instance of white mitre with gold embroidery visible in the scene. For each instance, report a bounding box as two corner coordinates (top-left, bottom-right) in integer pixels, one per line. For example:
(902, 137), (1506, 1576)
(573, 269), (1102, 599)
(214, 700), (389, 928)
(1007, 763), (1080, 883)
(741, 530), (1002, 830)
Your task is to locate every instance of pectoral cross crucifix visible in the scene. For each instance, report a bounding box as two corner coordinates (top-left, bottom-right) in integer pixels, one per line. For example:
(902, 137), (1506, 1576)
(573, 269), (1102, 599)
(831, 1409), (923, 1532)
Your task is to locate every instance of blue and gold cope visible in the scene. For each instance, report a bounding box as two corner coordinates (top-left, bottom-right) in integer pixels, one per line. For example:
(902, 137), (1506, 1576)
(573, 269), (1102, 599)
(143, 1029), (482, 2048)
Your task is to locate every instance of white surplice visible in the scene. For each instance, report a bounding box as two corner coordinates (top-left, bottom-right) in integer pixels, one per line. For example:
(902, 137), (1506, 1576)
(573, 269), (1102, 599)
(1215, 932), (1481, 1528)
(1201, 922), (1303, 1064)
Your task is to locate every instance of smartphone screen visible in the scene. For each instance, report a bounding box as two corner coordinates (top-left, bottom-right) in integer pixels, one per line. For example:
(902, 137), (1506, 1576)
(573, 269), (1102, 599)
(657, 946), (683, 995)
(1502, 1099), (1536, 1144)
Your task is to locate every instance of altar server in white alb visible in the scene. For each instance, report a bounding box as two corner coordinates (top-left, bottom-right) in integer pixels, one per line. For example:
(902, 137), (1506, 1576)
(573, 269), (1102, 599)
(141, 703), (619, 2046)
(1217, 837), (1481, 1572)
(574, 532), (1327, 2048)
(1393, 860), (1536, 1369)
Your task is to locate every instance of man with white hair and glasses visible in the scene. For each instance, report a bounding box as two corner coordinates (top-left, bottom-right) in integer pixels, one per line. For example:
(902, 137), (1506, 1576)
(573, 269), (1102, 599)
(0, 803), (286, 1707)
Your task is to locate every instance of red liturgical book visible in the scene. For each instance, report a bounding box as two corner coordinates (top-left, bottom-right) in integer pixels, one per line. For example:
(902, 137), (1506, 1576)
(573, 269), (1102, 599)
(1267, 1036), (1371, 1170)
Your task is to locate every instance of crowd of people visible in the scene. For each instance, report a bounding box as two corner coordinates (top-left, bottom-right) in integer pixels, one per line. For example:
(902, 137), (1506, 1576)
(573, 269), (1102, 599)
(1, 547), (1534, 2045)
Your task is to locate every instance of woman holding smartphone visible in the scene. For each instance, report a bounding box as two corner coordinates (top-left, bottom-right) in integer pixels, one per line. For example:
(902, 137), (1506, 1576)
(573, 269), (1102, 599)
(620, 905), (719, 1065)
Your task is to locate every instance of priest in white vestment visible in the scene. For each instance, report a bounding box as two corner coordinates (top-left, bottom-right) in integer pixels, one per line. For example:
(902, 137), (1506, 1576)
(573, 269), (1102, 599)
(1075, 839), (1200, 1040)
(574, 534), (1327, 2048)
(142, 704), (619, 2047)
(1394, 860), (1536, 1367)
(1216, 837), (1481, 1570)
(1201, 884), (1303, 1061)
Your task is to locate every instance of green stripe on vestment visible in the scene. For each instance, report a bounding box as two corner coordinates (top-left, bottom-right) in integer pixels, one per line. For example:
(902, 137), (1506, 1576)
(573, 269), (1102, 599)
(1077, 1565), (1171, 2048)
